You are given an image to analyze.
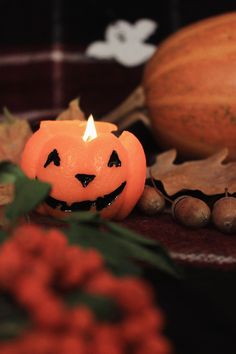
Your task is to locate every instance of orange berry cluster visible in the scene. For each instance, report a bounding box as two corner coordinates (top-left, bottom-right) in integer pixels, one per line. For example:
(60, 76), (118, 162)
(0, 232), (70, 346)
(0, 224), (172, 354)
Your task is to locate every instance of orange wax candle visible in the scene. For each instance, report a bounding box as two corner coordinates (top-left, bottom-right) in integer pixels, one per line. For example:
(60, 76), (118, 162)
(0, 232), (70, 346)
(21, 116), (146, 220)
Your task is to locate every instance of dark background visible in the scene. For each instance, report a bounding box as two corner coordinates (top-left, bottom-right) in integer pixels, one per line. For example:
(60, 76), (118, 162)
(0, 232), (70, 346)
(1, 1), (236, 353)
(1, 0), (236, 47)
(1, 0), (236, 116)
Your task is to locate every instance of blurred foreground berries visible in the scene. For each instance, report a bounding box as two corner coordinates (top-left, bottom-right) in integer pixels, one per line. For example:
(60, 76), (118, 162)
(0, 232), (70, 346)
(0, 224), (172, 354)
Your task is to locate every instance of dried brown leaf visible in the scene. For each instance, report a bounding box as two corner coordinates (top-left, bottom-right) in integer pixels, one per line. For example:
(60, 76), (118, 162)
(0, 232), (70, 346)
(150, 148), (236, 196)
(0, 109), (32, 164)
(0, 109), (32, 213)
(0, 184), (14, 206)
(56, 98), (85, 121)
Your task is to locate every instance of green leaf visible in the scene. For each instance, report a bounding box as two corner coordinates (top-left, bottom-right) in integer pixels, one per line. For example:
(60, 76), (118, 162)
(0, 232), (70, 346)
(66, 223), (128, 257)
(0, 319), (29, 340)
(0, 294), (29, 340)
(0, 162), (51, 222)
(5, 177), (51, 222)
(114, 236), (181, 278)
(105, 221), (181, 277)
(64, 291), (120, 321)
(0, 229), (8, 244)
(105, 220), (158, 246)
(64, 211), (101, 224)
(0, 162), (24, 184)
(65, 221), (180, 278)
(65, 222), (141, 275)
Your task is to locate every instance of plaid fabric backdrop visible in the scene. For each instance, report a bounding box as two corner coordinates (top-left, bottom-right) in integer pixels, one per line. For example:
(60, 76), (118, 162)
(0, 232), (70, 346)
(2, 2), (236, 354)
(1, 0), (236, 120)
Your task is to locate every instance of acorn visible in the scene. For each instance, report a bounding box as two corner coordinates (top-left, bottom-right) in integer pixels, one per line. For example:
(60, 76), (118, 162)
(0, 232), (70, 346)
(212, 195), (236, 234)
(138, 185), (165, 215)
(172, 196), (211, 228)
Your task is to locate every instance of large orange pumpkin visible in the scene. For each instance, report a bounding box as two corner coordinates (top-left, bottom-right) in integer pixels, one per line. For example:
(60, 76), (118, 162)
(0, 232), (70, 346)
(143, 12), (236, 160)
(20, 120), (146, 220)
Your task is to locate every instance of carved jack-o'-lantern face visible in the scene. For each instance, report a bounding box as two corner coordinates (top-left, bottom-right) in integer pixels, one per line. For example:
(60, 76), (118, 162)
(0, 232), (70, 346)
(21, 120), (146, 220)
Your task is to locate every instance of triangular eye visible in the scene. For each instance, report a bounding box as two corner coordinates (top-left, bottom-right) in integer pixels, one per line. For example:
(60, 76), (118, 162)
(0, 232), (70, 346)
(108, 150), (121, 167)
(44, 149), (61, 168)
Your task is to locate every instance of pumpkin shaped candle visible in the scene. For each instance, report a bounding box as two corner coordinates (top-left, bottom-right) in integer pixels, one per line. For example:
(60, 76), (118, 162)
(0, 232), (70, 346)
(21, 116), (146, 220)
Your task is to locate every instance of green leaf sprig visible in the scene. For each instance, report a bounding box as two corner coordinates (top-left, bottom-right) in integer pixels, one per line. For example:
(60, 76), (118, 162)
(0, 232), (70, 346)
(0, 162), (181, 278)
(64, 291), (120, 321)
(0, 162), (183, 342)
(0, 162), (50, 224)
(64, 212), (181, 278)
(0, 294), (29, 340)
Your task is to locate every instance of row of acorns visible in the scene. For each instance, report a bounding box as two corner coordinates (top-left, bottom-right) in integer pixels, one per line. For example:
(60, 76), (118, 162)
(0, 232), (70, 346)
(138, 184), (236, 234)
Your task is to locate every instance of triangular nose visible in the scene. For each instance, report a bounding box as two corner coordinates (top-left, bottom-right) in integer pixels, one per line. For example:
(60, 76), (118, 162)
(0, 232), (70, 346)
(75, 173), (95, 187)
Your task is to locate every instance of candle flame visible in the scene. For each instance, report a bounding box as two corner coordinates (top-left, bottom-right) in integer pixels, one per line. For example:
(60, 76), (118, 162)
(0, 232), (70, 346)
(82, 115), (97, 142)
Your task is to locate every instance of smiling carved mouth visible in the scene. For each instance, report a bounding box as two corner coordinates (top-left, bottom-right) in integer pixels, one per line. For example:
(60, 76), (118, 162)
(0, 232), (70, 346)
(45, 181), (127, 212)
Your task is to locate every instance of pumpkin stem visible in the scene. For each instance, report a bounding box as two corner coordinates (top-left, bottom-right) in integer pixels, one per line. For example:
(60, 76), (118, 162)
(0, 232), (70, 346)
(103, 86), (146, 124)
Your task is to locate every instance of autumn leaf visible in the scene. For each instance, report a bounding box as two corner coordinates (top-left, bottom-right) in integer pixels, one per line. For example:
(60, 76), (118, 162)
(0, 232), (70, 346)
(0, 184), (13, 205)
(56, 98), (85, 121)
(150, 148), (236, 196)
(0, 108), (32, 164)
(0, 109), (32, 208)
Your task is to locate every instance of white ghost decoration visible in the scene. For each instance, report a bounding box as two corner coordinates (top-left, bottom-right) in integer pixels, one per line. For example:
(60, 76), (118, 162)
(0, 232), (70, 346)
(86, 19), (158, 67)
